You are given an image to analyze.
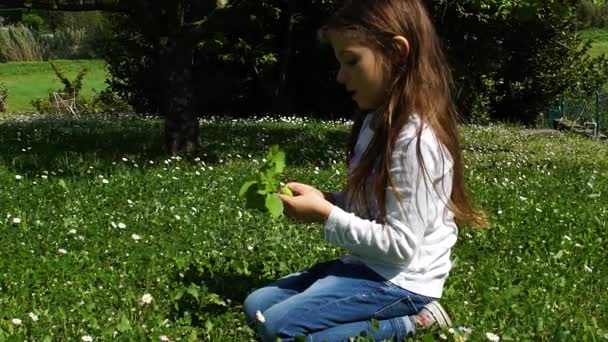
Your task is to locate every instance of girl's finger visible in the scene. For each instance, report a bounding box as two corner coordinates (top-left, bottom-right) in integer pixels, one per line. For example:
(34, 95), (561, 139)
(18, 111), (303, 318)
(287, 182), (306, 195)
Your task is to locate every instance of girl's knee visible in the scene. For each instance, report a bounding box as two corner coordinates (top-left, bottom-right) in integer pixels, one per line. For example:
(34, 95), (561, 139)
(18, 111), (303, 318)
(243, 287), (279, 323)
(243, 290), (262, 323)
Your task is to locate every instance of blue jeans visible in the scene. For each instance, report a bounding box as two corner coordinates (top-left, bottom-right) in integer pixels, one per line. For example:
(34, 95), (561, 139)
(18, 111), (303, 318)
(243, 259), (435, 342)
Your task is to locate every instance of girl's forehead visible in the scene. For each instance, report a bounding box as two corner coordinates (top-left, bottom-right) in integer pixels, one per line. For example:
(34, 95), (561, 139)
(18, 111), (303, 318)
(329, 31), (369, 53)
(328, 30), (365, 46)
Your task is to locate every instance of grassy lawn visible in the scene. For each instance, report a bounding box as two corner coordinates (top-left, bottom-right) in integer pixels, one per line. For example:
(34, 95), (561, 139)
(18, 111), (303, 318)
(0, 114), (606, 341)
(0, 59), (108, 113)
(580, 27), (608, 59)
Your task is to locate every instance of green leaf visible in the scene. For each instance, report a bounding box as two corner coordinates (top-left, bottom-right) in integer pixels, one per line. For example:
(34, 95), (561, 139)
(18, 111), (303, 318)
(265, 193), (284, 219)
(58, 179), (69, 192)
(207, 293), (227, 306)
(268, 145), (286, 174)
(174, 288), (186, 301)
(370, 318), (380, 332)
(116, 312), (131, 332)
(281, 186), (293, 197)
(204, 319), (214, 333)
(239, 180), (256, 197)
(240, 144), (289, 219)
(186, 283), (200, 301)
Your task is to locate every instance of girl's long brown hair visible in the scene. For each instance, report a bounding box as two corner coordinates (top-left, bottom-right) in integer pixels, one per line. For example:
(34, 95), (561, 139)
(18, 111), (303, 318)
(318, 0), (488, 229)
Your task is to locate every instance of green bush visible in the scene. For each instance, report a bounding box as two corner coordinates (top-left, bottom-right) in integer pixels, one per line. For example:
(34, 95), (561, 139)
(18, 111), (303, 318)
(577, 0), (608, 28)
(31, 60), (89, 115)
(30, 60), (132, 116)
(0, 83), (8, 113)
(21, 12), (48, 31)
(87, 88), (134, 115)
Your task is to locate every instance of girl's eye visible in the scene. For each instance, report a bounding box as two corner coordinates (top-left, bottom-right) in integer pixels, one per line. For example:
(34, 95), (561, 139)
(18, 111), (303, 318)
(346, 59), (358, 66)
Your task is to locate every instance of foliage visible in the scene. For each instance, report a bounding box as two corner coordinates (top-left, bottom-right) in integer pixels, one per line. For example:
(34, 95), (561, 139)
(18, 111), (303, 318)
(31, 60), (89, 115)
(98, 0), (607, 125)
(0, 115), (606, 340)
(88, 88), (134, 116)
(20, 12), (47, 31)
(0, 83), (8, 113)
(239, 145), (293, 220)
(428, 0), (608, 125)
(29, 60), (132, 116)
(101, 1), (349, 117)
(580, 27), (608, 59)
(0, 10), (112, 61)
(577, 0), (608, 28)
(0, 59), (109, 113)
(0, 23), (46, 62)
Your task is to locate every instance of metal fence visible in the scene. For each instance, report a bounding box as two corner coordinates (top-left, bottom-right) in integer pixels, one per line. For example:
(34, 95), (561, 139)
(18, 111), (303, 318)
(544, 91), (608, 138)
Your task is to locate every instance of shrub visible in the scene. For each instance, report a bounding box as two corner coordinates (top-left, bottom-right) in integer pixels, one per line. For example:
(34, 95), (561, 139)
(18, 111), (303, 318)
(0, 83), (8, 113)
(31, 61), (89, 116)
(0, 23), (46, 62)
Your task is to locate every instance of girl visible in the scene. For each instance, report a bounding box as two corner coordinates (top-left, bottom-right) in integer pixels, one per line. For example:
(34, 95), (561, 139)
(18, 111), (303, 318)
(243, 0), (488, 341)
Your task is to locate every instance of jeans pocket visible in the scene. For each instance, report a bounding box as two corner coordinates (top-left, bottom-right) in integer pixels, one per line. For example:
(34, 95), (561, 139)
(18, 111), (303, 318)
(372, 296), (418, 320)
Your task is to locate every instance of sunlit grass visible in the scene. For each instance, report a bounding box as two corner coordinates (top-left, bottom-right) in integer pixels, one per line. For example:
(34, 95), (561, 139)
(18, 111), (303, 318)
(0, 114), (606, 341)
(0, 59), (108, 113)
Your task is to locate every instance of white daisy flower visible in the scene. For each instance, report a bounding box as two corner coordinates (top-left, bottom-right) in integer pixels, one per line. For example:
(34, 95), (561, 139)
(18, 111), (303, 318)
(11, 318), (22, 326)
(82, 335), (93, 342)
(15, 175), (22, 180)
(485, 332), (500, 342)
(12, 217), (21, 224)
(141, 293), (153, 305)
(29, 312), (39, 321)
(256, 310), (266, 323)
(458, 326), (473, 334)
(131, 234), (141, 241)
(58, 248), (67, 255)
(159, 336), (170, 342)
(118, 222), (126, 229)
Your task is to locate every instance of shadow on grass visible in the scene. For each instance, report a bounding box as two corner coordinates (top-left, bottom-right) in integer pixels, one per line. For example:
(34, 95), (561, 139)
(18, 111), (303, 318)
(0, 116), (349, 177)
(168, 264), (276, 325)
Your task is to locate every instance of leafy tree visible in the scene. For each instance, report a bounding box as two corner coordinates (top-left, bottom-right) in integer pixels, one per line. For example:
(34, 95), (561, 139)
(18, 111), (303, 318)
(428, 0), (608, 124)
(1, 0), (237, 155)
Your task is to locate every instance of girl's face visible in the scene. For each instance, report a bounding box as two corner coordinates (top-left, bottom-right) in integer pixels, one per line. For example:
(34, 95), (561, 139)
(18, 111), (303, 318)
(329, 31), (387, 111)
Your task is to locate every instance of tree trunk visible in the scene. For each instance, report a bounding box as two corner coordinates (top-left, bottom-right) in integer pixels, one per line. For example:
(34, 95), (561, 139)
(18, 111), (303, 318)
(274, 0), (296, 115)
(159, 35), (200, 155)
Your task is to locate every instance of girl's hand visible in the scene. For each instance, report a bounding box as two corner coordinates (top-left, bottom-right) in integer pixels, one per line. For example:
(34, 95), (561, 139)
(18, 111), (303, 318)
(277, 182), (335, 223)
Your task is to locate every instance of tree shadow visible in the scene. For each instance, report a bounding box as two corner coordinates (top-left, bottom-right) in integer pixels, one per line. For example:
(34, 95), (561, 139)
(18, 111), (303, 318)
(0, 116), (350, 177)
(168, 264), (276, 325)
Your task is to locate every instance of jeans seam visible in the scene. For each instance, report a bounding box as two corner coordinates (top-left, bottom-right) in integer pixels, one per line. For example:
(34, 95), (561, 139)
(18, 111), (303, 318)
(372, 295), (417, 319)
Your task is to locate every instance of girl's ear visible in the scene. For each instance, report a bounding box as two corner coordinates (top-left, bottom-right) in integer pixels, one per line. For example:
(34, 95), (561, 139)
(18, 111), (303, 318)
(392, 35), (410, 59)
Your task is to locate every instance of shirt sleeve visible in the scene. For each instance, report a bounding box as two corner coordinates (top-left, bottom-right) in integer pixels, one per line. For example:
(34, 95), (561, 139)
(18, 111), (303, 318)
(323, 132), (454, 265)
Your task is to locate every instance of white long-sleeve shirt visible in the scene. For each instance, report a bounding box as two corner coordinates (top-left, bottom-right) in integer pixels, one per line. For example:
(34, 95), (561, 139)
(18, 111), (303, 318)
(324, 112), (458, 298)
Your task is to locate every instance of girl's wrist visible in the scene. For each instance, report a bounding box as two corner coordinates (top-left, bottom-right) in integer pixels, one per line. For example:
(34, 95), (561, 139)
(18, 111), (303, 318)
(322, 191), (335, 204)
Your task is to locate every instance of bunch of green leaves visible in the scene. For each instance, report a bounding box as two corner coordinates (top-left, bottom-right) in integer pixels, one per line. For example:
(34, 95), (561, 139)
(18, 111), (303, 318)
(239, 144), (293, 219)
